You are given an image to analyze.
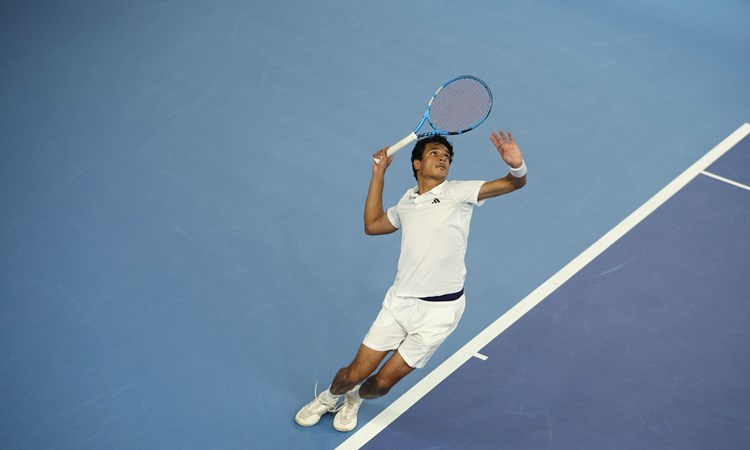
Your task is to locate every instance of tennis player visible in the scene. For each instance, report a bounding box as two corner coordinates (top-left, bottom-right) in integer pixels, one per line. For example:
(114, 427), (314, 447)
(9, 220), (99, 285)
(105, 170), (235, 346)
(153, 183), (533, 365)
(295, 130), (527, 432)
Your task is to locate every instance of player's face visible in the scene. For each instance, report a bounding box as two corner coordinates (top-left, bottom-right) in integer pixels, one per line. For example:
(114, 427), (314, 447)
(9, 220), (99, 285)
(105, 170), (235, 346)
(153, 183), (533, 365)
(414, 143), (451, 180)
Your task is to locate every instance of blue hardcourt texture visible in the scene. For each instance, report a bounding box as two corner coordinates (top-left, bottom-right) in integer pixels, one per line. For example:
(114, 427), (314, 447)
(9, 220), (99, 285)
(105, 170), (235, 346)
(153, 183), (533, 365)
(1, 1), (749, 449)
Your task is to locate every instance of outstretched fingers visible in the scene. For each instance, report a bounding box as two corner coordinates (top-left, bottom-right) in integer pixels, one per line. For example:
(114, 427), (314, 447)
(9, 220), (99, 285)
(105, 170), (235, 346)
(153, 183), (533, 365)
(490, 130), (514, 149)
(490, 130), (523, 168)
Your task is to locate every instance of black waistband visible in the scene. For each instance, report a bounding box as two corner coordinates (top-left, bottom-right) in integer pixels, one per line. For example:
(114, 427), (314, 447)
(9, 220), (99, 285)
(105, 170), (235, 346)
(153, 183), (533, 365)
(419, 288), (464, 302)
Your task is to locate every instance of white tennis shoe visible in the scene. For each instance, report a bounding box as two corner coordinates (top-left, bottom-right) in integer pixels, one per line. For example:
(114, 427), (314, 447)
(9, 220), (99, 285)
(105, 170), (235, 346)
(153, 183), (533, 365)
(295, 384), (340, 427)
(333, 387), (363, 432)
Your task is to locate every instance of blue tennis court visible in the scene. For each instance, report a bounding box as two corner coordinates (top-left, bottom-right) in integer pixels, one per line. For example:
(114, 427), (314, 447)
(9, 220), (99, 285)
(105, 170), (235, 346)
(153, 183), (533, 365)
(1, 1), (749, 449)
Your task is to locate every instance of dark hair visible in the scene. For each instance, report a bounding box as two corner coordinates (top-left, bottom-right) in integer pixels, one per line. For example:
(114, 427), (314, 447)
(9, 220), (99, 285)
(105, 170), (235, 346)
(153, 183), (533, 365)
(410, 135), (454, 179)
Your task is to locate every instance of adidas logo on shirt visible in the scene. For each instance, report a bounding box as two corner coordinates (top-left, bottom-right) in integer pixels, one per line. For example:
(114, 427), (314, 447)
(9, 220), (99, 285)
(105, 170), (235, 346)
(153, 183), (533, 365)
(432, 199), (440, 204)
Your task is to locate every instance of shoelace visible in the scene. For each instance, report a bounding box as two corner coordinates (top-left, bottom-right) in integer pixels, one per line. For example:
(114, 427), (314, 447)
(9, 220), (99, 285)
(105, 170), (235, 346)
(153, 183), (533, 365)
(311, 381), (342, 413)
(338, 394), (360, 419)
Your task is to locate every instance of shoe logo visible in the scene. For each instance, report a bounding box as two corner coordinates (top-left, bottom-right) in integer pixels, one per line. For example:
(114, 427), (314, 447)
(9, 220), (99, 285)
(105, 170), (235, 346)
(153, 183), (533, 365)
(432, 198), (440, 204)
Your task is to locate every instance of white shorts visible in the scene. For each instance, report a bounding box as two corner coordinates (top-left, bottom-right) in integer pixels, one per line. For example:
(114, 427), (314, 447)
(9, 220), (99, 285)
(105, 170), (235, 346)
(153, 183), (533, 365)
(362, 287), (466, 369)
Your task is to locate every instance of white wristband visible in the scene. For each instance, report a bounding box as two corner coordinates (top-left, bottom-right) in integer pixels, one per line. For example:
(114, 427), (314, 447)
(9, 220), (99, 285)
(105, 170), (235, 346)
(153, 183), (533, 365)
(509, 160), (527, 178)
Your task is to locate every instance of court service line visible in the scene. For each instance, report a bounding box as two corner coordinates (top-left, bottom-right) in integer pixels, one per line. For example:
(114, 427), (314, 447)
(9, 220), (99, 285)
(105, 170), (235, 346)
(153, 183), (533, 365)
(337, 123), (750, 450)
(472, 352), (489, 361)
(701, 170), (750, 192)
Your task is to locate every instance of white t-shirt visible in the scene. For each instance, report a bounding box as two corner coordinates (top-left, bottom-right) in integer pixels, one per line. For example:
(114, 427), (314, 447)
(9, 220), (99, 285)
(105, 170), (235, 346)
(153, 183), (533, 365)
(386, 180), (485, 298)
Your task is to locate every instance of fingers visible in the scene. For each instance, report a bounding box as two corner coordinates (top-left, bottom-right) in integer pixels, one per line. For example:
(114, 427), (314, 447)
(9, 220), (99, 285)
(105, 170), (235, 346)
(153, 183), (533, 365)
(490, 130), (518, 155)
(491, 130), (514, 145)
(372, 147), (392, 168)
(490, 129), (524, 168)
(373, 147), (388, 161)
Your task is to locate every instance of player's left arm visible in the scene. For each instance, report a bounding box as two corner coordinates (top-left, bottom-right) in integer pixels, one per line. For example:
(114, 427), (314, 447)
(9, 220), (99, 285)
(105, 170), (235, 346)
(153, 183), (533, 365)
(478, 130), (527, 201)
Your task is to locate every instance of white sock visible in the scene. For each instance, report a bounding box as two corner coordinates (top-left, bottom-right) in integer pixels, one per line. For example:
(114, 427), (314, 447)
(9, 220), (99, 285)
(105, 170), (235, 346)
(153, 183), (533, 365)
(347, 385), (362, 402)
(321, 389), (340, 403)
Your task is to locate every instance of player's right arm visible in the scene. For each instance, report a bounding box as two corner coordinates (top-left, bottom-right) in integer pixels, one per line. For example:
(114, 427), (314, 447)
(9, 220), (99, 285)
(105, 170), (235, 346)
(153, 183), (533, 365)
(364, 148), (399, 236)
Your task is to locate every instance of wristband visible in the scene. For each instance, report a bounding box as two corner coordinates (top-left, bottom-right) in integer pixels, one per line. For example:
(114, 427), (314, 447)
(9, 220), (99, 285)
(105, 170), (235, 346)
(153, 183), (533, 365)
(509, 160), (527, 178)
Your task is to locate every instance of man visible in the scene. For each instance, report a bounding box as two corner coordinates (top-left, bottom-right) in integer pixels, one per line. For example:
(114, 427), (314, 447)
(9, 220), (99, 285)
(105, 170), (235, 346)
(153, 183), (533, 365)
(295, 130), (526, 432)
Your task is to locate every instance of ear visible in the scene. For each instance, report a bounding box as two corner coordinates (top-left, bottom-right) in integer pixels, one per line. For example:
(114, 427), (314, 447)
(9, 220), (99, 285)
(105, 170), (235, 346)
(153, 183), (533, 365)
(413, 159), (421, 173)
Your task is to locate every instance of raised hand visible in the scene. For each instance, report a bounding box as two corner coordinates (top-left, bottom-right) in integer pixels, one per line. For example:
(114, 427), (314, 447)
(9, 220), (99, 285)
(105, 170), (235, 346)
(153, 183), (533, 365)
(490, 130), (523, 169)
(372, 147), (393, 175)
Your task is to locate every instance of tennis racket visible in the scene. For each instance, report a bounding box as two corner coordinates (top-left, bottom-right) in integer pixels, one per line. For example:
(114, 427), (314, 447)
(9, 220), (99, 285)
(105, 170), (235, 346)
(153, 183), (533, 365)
(374, 75), (493, 163)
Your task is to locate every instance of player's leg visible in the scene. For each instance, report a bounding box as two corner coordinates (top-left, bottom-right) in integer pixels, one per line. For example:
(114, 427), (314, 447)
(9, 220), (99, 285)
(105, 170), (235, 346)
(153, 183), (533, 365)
(333, 350), (414, 432)
(330, 287), (409, 413)
(331, 344), (391, 395)
(359, 350), (414, 399)
(329, 289), (412, 432)
(297, 293), (404, 429)
(298, 288), (408, 430)
(295, 344), (389, 428)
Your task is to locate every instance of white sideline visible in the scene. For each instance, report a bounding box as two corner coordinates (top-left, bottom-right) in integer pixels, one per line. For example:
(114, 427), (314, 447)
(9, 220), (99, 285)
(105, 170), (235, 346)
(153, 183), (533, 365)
(337, 123), (750, 450)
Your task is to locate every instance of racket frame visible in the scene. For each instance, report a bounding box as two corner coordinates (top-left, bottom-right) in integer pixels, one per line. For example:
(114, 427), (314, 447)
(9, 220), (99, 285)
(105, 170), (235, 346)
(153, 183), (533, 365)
(375, 75), (492, 163)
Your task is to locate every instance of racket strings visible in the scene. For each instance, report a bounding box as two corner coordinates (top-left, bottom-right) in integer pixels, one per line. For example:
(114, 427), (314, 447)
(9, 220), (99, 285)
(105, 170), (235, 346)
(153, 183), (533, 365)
(428, 78), (492, 134)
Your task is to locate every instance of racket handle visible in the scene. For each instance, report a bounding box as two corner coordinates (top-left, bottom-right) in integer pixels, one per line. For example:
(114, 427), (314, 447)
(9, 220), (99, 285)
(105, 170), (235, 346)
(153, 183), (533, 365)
(373, 132), (417, 163)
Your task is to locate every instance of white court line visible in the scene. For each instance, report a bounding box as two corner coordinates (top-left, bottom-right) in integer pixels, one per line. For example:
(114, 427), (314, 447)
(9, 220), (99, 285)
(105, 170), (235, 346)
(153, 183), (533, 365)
(701, 170), (750, 192)
(472, 352), (488, 361)
(337, 123), (750, 450)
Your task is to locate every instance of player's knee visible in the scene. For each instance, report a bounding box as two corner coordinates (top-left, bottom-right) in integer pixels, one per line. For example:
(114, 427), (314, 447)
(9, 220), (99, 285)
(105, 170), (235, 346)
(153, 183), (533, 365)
(361, 374), (395, 398)
(355, 366), (378, 385)
(339, 365), (369, 386)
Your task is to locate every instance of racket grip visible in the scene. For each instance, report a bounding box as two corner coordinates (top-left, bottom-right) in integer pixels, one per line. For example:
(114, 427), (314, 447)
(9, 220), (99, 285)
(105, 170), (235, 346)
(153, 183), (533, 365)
(373, 132), (417, 163)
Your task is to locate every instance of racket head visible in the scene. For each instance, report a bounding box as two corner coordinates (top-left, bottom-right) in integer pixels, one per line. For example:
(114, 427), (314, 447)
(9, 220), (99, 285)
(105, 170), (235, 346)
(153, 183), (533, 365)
(424, 75), (493, 136)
